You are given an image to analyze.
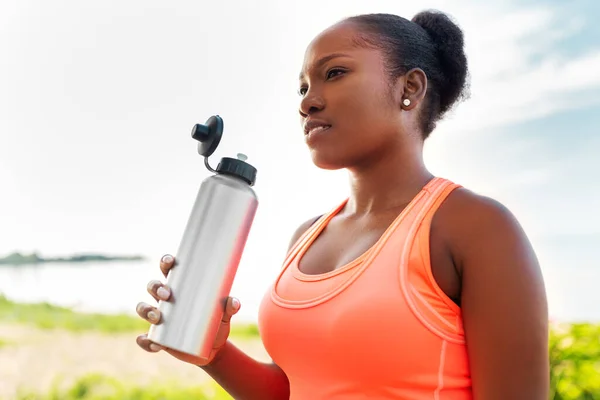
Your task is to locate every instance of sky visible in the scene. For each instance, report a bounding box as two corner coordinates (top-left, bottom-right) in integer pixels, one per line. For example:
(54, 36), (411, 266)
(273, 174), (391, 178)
(0, 0), (599, 319)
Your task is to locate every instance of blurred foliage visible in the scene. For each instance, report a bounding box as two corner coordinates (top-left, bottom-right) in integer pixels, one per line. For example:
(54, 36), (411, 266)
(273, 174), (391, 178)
(0, 251), (144, 265)
(2, 295), (599, 399)
(0, 295), (260, 339)
(0, 252), (42, 265)
(14, 373), (232, 400)
(0, 337), (13, 348)
(229, 321), (260, 338)
(0, 295), (149, 333)
(549, 322), (600, 400)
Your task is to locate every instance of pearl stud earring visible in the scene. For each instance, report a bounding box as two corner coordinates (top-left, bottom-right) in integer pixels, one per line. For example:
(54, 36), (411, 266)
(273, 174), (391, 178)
(403, 99), (411, 107)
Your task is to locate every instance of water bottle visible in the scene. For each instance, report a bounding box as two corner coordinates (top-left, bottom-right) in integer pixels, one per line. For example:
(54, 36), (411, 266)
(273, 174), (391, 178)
(147, 115), (258, 360)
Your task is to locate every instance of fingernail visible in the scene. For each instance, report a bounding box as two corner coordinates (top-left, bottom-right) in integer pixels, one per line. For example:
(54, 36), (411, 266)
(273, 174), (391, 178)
(162, 254), (173, 263)
(157, 287), (170, 300)
(147, 311), (158, 322)
(232, 298), (240, 310)
(149, 343), (162, 352)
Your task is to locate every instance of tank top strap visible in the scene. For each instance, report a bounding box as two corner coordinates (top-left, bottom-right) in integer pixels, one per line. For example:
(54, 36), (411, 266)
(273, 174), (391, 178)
(282, 177), (451, 270)
(420, 178), (462, 225)
(281, 200), (348, 269)
(399, 177), (465, 343)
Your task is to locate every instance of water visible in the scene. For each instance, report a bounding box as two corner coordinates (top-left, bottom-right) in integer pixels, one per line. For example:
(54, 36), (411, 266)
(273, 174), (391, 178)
(0, 261), (265, 323)
(0, 261), (598, 323)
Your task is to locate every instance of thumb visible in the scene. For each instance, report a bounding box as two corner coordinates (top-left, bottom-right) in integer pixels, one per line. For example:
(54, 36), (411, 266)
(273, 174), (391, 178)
(222, 297), (241, 324)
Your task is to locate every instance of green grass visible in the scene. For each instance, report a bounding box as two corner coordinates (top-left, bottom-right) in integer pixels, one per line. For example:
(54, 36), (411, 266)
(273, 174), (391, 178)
(229, 322), (260, 338)
(0, 295), (149, 333)
(11, 326), (600, 400)
(0, 294), (260, 338)
(14, 373), (232, 400)
(549, 322), (600, 399)
(3, 295), (599, 399)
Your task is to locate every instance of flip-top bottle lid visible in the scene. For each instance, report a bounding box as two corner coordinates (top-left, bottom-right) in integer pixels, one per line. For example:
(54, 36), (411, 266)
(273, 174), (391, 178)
(191, 115), (223, 158)
(216, 153), (257, 186)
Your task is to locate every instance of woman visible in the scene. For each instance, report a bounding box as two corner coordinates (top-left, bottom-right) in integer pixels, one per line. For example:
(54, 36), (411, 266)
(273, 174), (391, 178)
(136, 10), (549, 400)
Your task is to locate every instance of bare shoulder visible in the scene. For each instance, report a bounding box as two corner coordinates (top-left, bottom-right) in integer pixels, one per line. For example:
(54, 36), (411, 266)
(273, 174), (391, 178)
(435, 186), (522, 235)
(433, 186), (529, 267)
(286, 215), (322, 251)
(435, 186), (549, 399)
(433, 185), (545, 305)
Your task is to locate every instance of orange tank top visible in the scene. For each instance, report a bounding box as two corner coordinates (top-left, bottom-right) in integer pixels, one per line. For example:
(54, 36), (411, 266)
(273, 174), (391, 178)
(258, 177), (472, 399)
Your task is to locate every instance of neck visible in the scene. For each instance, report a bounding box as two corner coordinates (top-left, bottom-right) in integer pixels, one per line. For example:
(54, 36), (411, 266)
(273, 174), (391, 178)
(345, 139), (432, 216)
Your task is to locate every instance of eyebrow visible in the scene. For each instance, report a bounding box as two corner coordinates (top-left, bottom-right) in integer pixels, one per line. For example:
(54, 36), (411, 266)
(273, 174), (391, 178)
(299, 52), (352, 80)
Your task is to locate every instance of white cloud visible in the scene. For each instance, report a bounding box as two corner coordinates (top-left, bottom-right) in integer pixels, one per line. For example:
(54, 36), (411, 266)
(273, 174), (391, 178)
(0, 0), (598, 323)
(0, 0), (597, 256)
(430, 6), (600, 134)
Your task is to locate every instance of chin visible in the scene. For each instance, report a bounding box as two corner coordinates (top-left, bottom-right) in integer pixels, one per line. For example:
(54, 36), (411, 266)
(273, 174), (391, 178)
(309, 150), (350, 171)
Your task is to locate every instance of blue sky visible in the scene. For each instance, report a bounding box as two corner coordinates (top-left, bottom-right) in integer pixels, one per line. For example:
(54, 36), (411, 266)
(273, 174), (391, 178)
(0, 0), (598, 320)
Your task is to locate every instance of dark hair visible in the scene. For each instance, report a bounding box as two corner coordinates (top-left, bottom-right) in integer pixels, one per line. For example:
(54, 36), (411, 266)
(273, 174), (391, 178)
(345, 10), (469, 138)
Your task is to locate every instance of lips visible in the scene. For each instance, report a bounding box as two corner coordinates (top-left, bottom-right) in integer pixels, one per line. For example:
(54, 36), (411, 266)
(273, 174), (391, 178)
(303, 119), (332, 136)
(306, 125), (331, 137)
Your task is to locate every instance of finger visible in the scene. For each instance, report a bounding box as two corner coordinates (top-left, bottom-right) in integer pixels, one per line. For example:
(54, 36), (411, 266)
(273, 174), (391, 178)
(146, 280), (171, 302)
(159, 254), (175, 278)
(221, 297), (241, 324)
(135, 302), (161, 324)
(136, 334), (165, 353)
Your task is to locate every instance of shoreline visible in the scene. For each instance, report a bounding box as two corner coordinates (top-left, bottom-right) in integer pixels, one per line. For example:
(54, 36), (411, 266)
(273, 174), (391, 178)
(0, 252), (146, 266)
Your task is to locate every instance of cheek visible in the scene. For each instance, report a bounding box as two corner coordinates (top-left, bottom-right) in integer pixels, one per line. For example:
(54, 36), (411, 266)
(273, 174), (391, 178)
(329, 82), (396, 157)
(310, 87), (393, 169)
(307, 75), (397, 169)
(331, 76), (395, 128)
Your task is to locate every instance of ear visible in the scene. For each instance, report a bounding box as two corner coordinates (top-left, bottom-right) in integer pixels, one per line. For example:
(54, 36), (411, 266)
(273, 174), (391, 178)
(397, 68), (427, 110)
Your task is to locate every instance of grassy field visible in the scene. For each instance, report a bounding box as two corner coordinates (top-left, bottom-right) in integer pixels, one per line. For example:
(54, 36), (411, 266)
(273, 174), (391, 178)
(0, 337), (13, 348)
(1, 294), (599, 399)
(0, 294), (259, 339)
(14, 374), (231, 400)
(0, 294), (264, 400)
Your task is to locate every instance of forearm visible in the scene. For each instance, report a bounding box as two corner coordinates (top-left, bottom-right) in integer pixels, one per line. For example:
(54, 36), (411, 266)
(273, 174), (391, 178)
(201, 340), (290, 400)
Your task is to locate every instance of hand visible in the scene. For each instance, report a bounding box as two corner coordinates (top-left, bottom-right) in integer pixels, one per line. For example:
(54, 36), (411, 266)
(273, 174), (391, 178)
(135, 254), (241, 366)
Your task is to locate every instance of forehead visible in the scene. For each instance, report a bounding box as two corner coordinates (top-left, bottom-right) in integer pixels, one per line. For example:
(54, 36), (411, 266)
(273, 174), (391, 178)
(304, 22), (359, 60)
(300, 22), (380, 78)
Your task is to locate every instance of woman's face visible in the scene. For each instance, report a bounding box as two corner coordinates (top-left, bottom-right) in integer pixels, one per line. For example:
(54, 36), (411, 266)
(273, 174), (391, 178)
(298, 22), (405, 170)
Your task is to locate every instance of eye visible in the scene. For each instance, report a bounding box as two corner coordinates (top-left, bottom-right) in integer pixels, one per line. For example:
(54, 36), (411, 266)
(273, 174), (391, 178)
(326, 68), (346, 80)
(298, 86), (308, 96)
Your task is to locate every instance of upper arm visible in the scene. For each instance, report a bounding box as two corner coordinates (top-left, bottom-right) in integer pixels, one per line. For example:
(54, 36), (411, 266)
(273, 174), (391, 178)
(443, 189), (549, 399)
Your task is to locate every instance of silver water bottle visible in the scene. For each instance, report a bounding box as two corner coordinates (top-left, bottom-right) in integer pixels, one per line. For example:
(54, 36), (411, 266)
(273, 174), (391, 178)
(148, 115), (258, 360)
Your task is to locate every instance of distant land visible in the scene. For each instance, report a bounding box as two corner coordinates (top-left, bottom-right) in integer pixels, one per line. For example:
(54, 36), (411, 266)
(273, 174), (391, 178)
(0, 252), (145, 266)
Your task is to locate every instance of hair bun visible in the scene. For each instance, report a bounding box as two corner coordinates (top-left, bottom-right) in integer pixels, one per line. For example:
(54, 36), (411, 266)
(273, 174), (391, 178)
(412, 10), (468, 114)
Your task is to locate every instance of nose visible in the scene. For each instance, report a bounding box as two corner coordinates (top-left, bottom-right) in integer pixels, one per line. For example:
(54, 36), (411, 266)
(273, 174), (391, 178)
(299, 89), (325, 118)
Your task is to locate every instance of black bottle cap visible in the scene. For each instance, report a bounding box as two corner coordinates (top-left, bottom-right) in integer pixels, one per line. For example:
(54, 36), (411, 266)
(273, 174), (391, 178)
(216, 154), (257, 186)
(191, 115), (223, 158)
